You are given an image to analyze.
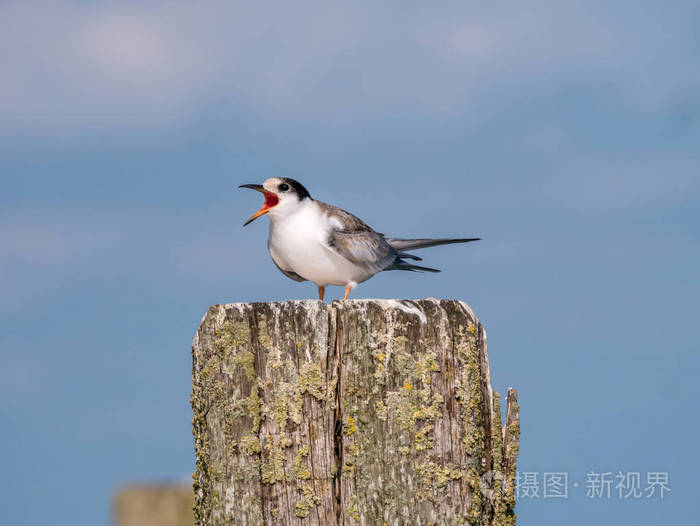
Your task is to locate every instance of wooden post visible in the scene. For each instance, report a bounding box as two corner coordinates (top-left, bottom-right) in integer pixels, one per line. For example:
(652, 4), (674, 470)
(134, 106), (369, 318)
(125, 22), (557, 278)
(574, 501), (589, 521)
(114, 484), (194, 526)
(191, 300), (519, 525)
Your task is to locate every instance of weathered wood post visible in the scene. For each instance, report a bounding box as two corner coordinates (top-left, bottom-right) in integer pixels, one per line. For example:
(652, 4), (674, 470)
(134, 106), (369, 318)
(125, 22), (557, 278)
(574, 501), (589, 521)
(114, 484), (194, 526)
(191, 299), (519, 525)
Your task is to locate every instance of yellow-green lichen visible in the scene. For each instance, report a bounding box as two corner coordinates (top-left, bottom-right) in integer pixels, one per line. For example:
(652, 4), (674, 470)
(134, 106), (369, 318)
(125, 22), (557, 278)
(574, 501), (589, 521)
(342, 459), (355, 474)
(346, 495), (360, 521)
(213, 321), (255, 381)
(298, 361), (327, 401)
(344, 415), (357, 436)
(385, 382), (443, 434)
(414, 461), (463, 501)
(268, 374), (304, 429)
(294, 484), (320, 518)
(260, 435), (292, 484)
(375, 399), (387, 421)
(414, 423), (434, 452)
(242, 384), (262, 433)
(293, 446), (312, 480)
(256, 317), (273, 350)
(238, 433), (262, 455)
(491, 392), (504, 472)
(491, 391), (513, 525)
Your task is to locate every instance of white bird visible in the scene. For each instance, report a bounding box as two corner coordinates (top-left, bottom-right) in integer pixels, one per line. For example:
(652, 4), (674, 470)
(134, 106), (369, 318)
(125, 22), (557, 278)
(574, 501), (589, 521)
(240, 178), (479, 301)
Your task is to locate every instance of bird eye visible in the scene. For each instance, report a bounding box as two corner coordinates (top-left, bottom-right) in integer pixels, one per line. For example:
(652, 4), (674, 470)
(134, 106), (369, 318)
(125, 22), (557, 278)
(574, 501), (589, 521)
(279, 183), (290, 192)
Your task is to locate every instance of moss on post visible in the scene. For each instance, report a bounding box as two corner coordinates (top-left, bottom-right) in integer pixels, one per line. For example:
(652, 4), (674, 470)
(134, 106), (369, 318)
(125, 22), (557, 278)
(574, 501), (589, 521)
(191, 299), (519, 525)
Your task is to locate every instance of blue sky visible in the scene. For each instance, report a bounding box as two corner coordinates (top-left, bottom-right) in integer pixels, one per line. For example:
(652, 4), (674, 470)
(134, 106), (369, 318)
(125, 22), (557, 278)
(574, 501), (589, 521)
(1, 1), (698, 524)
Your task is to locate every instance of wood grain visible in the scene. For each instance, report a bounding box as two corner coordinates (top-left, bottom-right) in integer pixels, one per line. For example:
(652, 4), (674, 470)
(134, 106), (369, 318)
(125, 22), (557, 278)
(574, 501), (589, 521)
(191, 299), (519, 525)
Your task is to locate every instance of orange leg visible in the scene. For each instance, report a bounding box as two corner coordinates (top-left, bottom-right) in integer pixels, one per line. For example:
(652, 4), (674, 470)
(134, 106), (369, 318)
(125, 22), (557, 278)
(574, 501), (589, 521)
(343, 284), (352, 300)
(318, 286), (325, 301)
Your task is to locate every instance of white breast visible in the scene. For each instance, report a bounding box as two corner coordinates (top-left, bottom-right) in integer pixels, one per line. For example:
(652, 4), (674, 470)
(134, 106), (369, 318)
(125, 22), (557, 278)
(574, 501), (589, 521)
(267, 201), (370, 286)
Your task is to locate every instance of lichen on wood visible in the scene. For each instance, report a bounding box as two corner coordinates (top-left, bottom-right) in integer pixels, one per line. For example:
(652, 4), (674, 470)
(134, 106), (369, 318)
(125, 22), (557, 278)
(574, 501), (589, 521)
(191, 299), (519, 525)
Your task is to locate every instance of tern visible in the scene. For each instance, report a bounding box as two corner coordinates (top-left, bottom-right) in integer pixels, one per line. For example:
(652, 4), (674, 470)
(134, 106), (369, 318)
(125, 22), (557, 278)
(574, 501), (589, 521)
(240, 178), (479, 301)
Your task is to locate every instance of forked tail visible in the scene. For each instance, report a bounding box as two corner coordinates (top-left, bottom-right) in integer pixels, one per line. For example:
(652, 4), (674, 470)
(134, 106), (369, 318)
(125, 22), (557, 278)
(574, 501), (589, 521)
(387, 260), (441, 273)
(384, 237), (479, 273)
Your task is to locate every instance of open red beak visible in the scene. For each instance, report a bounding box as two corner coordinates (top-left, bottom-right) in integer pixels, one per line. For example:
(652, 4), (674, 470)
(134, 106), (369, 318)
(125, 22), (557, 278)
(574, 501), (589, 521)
(240, 184), (280, 226)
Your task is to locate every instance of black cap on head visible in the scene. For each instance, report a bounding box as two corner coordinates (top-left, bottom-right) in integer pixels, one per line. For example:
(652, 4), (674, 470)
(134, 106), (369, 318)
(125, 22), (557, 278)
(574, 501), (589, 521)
(280, 178), (311, 200)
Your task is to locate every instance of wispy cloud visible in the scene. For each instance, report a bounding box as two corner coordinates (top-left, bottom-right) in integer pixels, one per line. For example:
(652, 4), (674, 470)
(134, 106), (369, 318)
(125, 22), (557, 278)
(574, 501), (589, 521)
(3, 1), (695, 145)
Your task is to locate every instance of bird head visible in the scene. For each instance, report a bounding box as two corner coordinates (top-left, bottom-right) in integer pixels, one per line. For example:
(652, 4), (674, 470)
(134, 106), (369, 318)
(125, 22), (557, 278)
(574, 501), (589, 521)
(239, 177), (311, 226)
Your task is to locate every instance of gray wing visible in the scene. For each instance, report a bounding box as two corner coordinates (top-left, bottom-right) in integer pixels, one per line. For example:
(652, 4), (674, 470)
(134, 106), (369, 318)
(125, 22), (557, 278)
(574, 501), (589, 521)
(327, 230), (398, 273)
(271, 257), (307, 282)
(319, 202), (398, 273)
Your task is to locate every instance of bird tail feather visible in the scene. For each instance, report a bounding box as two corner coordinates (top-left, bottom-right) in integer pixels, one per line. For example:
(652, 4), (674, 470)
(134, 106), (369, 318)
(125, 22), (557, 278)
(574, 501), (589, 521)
(385, 237), (480, 251)
(386, 260), (441, 273)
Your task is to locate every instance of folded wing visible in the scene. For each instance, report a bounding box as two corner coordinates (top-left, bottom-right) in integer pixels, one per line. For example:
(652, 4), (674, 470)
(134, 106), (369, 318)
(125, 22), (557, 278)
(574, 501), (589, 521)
(326, 229), (397, 273)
